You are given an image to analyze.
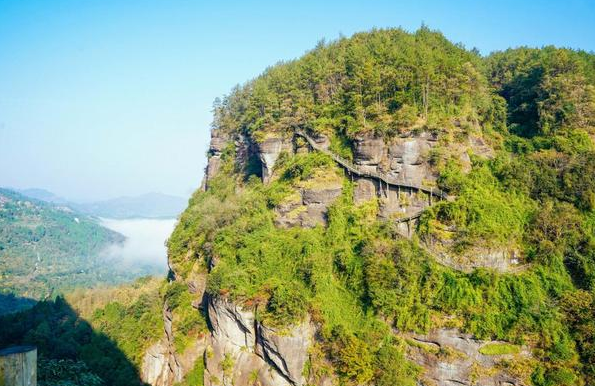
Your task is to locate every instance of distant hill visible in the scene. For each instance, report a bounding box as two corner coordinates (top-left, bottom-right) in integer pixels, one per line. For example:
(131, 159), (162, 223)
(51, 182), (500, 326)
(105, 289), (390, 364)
(75, 192), (187, 219)
(16, 188), (69, 204)
(14, 188), (186, 219)
(0, 188), (161, 305)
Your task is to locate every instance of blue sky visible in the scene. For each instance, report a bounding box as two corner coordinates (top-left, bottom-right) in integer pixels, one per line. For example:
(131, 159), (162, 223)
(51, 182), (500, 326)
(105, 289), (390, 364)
(1, 0), (594, 200)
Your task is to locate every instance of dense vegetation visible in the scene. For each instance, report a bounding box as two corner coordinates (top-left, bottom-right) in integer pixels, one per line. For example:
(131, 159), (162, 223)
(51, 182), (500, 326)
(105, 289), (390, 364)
(0, 188), (160, 303)
(170, 27), (595, 385)
(0, 277), (163, 386)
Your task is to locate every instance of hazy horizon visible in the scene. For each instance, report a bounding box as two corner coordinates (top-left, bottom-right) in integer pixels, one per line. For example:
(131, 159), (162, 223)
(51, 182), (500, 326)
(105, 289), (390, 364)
(1, 0), (594, 202)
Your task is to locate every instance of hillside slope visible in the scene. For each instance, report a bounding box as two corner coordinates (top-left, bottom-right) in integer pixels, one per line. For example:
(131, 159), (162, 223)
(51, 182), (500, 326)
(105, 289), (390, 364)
(0, 188), (144, 301)
(144, 28), (595, 386)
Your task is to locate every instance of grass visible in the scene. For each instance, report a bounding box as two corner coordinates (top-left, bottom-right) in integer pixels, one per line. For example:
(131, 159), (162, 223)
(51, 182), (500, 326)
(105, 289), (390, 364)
(479, 342), (521, 356)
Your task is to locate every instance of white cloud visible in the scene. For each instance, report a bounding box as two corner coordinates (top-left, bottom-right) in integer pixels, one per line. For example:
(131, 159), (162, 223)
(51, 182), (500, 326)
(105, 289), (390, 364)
(99, 218), (177, 270)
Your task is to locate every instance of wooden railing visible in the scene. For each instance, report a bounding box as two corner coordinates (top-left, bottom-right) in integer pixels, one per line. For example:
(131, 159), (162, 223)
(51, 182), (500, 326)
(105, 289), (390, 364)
(295, 130), (448, 200)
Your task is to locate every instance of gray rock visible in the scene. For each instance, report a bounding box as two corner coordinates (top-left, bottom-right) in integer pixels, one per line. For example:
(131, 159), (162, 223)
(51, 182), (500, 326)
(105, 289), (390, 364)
(275, 185), (342, 229)
(301, 187), (342, 205)
(258, 318), (312, 385)
(409, 328), (529, 386)
(258, 136), (293, 183)
(353, 178), (377, 203)
(208, 297), (256, 350)
(388, 137), (433, 185)
(204, 297), (312, 386)
(141, 340), (170, 386)
(354, 136), (385, 166)
(311, 132), (331, 150)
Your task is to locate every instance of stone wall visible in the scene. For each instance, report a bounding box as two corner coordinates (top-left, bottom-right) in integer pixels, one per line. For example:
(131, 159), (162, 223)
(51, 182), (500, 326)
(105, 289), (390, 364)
(0, 346), (37, 386)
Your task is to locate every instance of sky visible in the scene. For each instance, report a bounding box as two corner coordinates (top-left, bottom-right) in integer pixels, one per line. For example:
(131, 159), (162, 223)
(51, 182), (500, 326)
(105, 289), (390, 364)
(1, 0), (594, 201)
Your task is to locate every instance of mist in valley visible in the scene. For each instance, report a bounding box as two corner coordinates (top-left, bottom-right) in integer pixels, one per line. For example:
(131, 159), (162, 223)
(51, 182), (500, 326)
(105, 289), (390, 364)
(99, 218), (177, 273)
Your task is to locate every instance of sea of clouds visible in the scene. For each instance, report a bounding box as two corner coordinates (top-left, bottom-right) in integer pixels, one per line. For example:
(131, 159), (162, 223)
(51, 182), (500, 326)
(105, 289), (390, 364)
(99, 217), (177, 272)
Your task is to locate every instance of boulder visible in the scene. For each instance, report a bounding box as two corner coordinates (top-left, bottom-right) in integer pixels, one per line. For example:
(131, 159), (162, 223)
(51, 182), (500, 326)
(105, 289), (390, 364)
(301, 187), (342, 206)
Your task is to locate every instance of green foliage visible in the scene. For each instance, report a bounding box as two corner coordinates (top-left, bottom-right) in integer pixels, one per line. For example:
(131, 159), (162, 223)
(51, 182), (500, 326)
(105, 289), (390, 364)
(479, 342), (521, 355)
(279, 152), (335, 181)
(423, 161), (535, 250)
(487, 46), (595, 137)
(38, 358), (103, 386)
(91, 293), (163, 367)
(174, 358), (204, 386)
(165, 282), (207, 353)
(329, 132), (354, 161)
(0, 278), (164, 386)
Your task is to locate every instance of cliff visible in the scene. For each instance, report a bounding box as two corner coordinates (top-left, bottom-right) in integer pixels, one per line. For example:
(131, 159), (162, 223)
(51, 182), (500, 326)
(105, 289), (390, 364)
(148, 28), (595, 386)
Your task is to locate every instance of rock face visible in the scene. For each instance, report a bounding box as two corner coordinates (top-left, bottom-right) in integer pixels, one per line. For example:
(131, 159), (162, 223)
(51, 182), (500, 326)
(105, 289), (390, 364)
(409, 329), (530, 386)
(170, 126), (511, 386)
(257, 321), (311, 385)
(204, 129), (231, 189)
(258, 136), (294, 183)
(275, 184), (342, 228)
(423, 227), (523, 273)
(354, 135), (385, 170)
(204, 297), (312, 386)
(141, 340), (170, 386)
(349, 132), (440, 224)
(141, 294), (206, 386)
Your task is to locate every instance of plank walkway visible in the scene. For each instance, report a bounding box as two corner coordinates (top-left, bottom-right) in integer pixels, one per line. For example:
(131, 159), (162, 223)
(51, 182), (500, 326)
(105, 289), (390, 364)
(295, 130), (448, 200)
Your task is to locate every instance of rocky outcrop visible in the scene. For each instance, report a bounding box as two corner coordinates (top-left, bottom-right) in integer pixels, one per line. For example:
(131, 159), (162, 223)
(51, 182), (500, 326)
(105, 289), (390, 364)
(204, 297), (312, 386)
(258, 136), (294, 183)
(436, 247), (522, 273)
(141, 275), (208, 386)
(140, 304), (183, 386)
(352, 177), (377, 203)
(204, 130), (232, 189)
(142, 340), (170, 386)
(275, 184), (342, 228)
(385, 133), (437, 185)
(354, 135), (385, 170)
(408, 328), (531, 386)
(423, 227), (524, 273)
(348, 132), (441, 223)
(257, 319), (312, 385)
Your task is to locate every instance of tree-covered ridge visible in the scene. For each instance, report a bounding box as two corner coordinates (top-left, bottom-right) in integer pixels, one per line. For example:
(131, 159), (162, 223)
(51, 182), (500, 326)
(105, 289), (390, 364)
(213, 26), (501, 141)
(167, 28), (595, 386)
(487, 46), (595, 137)
(0, 188), (130, 300)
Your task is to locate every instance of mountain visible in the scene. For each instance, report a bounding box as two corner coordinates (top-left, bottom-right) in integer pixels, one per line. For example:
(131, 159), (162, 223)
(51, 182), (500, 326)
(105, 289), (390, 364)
(11, 189), (186, 219)
(3, 27), (595, 386)
(154, 28), (595, 386)
(75, 192), (187, 219)
(16, 188), (70, 204)
(0, 188), (159, 303)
